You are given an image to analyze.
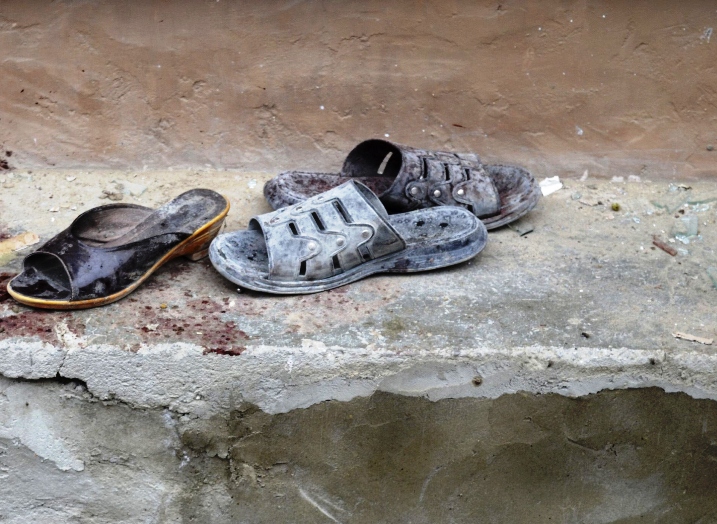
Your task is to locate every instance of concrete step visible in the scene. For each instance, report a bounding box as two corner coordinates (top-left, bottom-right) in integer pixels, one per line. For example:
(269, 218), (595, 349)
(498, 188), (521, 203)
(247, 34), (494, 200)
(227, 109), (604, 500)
(2, 169), (717, 521)
(1, 170), (716, 412)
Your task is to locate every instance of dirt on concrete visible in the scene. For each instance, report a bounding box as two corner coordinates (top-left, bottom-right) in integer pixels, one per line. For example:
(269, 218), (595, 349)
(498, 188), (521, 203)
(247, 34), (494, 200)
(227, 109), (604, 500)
(1, 169), (716, 354)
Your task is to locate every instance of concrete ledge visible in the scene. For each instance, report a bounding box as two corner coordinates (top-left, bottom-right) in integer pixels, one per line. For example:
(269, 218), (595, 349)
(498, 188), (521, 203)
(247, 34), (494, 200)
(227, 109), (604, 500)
(1, 170), (716, 413)
(2, 170), (717, 521)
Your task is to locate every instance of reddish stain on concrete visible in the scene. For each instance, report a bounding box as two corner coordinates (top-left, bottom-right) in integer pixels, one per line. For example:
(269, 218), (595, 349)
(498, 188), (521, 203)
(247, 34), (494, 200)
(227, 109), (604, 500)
(130, 296), (249, 355)
(0, 272), (16, 302)
(0, 309), (86, 343)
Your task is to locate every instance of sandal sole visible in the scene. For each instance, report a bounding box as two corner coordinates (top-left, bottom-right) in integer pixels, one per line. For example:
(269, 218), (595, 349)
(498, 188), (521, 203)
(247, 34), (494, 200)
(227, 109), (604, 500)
(210, 214), (487, 295)
(265, 165), (540, 230)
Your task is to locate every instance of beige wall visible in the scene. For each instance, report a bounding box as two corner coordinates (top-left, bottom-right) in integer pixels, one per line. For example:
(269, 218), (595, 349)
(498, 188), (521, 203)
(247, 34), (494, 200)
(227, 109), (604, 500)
(1, 0), (715, 178)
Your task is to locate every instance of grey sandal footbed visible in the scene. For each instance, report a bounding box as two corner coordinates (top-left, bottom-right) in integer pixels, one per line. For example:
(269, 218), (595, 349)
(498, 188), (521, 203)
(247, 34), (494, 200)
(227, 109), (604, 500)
(210, 181), (487, 294)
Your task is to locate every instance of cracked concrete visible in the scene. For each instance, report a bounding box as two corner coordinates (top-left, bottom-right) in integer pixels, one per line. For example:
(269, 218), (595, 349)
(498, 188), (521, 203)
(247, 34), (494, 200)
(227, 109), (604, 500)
(1, 169), (716, 520)
(3, 379), (717, 522)
(2, 0), (717, 519)
(2, 170), (716, 414)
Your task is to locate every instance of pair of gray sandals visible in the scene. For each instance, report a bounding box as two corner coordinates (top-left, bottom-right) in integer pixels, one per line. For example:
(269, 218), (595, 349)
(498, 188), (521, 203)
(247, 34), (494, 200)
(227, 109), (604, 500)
(210, 139), (540, 294)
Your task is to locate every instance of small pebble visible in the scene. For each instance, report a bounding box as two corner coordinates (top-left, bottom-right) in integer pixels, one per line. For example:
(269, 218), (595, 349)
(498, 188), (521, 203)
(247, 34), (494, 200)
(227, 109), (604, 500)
(708, 145), (715, 152)
(160, 303), (167, 309)
(611, 202), (621, 211)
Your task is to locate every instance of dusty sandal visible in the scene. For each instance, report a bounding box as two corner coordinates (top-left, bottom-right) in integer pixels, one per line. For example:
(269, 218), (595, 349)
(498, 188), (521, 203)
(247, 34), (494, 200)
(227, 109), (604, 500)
(210, 181), (486, 294)
(264, 139), (540, 229)
(8, 189), (229, 310)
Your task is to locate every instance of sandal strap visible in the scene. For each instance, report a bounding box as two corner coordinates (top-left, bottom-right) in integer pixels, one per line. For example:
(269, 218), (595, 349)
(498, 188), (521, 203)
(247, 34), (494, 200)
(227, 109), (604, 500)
(354, 140), (501, 217)
(26, 227), (186, 301)
(250, 181), (405, 281)
(24, 203), (185, 301)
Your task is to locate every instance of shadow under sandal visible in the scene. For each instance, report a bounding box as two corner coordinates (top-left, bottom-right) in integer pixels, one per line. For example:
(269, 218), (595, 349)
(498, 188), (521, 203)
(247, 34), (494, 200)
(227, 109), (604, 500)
(264, 138), (541, 229)
(8, 189), (229, 310)
(210, 181), (487, 294)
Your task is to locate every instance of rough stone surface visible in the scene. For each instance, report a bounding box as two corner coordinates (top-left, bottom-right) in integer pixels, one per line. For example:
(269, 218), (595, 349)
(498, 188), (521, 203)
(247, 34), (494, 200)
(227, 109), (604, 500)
(0, 170), (716, 410)
(1, 170), (717, 521)
(1, 0), (717, 179)
(3, 380), (717, 522)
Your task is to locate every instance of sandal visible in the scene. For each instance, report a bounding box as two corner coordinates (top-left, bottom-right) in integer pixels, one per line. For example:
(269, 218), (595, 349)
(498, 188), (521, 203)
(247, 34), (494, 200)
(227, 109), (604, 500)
(7, 189), (229, 310)
(264, 139), (541, 229)
(210, 181), (486, 294)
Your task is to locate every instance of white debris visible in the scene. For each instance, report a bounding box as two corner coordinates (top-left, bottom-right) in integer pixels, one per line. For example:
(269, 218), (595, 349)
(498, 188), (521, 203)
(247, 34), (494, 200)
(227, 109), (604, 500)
(627, 175), (641, 183)
(111, 179), (147, 197)
(247, 179), (257, 189)
(0, 232), (40, 254)
(575, 126), (584, 136)
(301, 339), (327, 350)
(539, 176), (563, 196)
(611, 176), (625, 183)
(65, 176), (76, 182)
(673, 332), (713, 345)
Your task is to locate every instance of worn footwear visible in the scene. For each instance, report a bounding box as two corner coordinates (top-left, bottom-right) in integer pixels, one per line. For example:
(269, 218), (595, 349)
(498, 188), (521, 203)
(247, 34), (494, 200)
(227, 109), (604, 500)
(8, 189), (229, 310)
(210, 181), (487, 294)
(264, 139), (540, 229)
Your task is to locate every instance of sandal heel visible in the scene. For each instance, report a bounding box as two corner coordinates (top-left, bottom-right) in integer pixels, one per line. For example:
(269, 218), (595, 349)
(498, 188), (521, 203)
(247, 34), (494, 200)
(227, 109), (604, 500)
(185, 247), (211, 262)
(181, 219), (225, 262)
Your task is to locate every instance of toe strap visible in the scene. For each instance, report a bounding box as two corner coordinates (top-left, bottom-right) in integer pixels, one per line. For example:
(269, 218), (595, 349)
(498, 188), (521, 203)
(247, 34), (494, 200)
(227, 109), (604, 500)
(392, 147), (501, 217)
(250, 181), (406, 281)
(14, 228), (187, 301)
(12, 252), (74, 301)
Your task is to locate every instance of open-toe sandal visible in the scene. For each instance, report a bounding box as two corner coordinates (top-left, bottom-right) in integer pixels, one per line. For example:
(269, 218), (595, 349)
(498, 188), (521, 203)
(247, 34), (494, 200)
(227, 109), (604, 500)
(264, 138), (540, 229)
(8, 189), (229, 309)
(210, 181), (486, 294)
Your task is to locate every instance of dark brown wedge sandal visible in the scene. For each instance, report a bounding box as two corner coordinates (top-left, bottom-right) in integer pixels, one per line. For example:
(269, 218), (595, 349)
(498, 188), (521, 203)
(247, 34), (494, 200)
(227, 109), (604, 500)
(264, 139), (540, 229)
(7, 189), (229, 310)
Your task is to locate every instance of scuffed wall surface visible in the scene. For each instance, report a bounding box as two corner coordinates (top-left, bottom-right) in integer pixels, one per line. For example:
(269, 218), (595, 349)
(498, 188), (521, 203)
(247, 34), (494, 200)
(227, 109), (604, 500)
(0, 0), (715, 177)
(3, 379), (717, 523)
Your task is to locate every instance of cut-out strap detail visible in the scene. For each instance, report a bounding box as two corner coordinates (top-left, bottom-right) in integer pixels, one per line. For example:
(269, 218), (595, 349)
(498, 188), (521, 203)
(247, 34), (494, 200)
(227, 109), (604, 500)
(249, 181), (406, 281)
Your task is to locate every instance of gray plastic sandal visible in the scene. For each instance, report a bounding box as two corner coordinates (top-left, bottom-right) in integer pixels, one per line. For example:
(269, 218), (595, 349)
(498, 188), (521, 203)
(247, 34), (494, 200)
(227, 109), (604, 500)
(264, 139), (540, 229)
(210, 181), (487, 294)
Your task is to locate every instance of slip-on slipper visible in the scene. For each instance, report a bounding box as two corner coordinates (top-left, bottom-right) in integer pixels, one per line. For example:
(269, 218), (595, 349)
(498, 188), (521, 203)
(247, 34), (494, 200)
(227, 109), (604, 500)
(264, 139), (540, 229)
(210, 181), (487, 294)
(7, 189), (229, 310)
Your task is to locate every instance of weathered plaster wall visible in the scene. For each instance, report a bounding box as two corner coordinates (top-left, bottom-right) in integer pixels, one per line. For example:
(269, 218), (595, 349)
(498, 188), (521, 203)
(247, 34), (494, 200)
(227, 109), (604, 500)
(2, 379), (717, 523)
(1, 0), (716, 177)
